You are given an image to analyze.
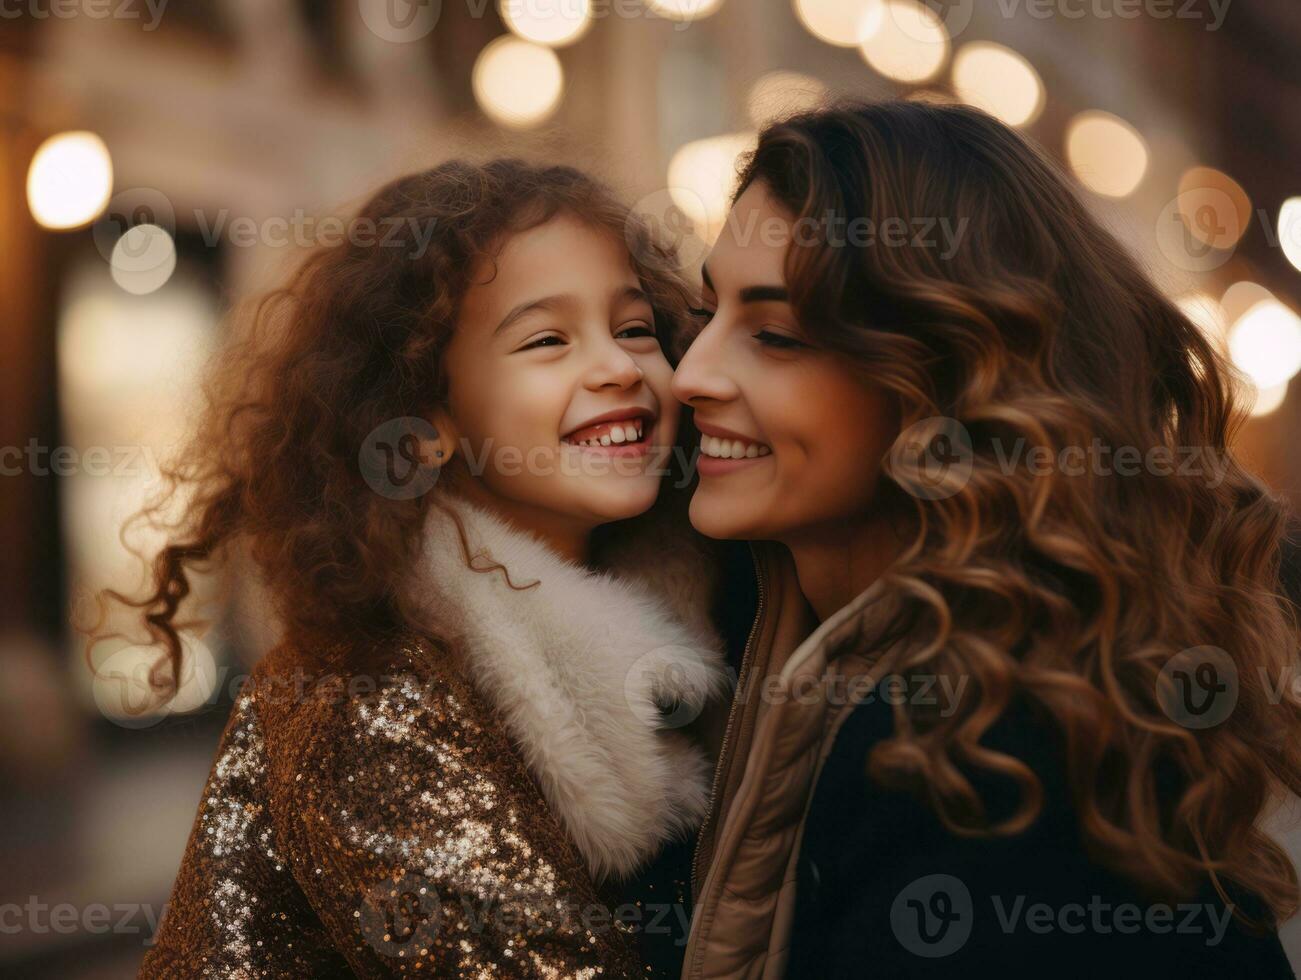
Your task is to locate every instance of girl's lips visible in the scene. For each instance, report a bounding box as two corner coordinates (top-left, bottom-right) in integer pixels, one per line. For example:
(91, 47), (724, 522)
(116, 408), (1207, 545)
(564, 439), (653, 458)
(561, 421), (657, 458)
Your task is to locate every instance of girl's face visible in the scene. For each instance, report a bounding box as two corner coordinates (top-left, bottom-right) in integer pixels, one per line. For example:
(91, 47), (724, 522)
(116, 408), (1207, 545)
(435, 214), (678, 535)
(671, 181), (897, 543)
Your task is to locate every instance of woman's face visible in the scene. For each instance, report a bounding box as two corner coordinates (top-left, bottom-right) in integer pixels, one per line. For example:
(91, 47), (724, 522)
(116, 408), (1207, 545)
(435, 214), (678, 534)
(671, 181), (897, 543)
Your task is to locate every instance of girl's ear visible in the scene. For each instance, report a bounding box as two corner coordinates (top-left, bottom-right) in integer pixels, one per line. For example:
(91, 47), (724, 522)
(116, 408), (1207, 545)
(424, 406), (457, 467)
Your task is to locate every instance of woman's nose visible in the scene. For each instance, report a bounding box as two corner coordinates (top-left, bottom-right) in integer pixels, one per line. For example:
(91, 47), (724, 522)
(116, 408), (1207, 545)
(671, 321), (736, 405)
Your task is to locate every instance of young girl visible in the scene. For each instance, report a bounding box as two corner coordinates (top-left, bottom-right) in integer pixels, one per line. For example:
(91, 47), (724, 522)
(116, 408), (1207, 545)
(117, 159), (730, 977)
(673, 101), (1300, 977)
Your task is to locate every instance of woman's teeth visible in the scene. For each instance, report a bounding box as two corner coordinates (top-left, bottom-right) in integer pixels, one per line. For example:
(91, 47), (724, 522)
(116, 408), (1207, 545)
(564, 419), (645, 447)
(700, 434), (771, 459)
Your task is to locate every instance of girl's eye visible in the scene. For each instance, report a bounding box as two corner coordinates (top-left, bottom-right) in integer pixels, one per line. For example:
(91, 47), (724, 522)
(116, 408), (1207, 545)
(753, 329), (809, 350)
(687, 306), (714, 323)
(616, 323), (657, 339)
(519, 334), (565, 351)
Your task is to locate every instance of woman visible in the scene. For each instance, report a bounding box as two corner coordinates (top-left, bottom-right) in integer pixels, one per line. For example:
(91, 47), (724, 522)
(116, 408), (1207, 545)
(672, 101), (1300, 977)
(109, 158), (731, 977)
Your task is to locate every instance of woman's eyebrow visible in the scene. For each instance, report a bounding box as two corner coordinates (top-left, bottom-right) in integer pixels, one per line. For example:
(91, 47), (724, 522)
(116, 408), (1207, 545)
(739, 285), (789, 303)
(699, 263), (788, 304)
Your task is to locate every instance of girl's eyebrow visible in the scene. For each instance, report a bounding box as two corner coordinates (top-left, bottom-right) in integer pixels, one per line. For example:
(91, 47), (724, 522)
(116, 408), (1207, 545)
(613, 284), (651, 309)
(493, 295), (564, 336)
(494, 285), (649, 336)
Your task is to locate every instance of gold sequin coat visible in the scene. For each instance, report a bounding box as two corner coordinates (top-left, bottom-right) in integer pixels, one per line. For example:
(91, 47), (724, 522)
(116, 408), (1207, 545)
(140, 495), (730, 979)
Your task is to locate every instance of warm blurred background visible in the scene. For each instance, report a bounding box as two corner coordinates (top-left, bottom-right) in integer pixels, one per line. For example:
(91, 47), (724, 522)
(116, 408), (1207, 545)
(1, 0), (1298, 975)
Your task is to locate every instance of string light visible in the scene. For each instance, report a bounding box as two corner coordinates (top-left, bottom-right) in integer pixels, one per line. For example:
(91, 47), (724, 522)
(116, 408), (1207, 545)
(1066, 110), (1148, 197)
(859, 0), (950, 85)
(499, 0), (593, 46)
(27, 131), (113, 230)
(793, 0), (882, 46)
(951, 42), (1044, 127)
(472, 36), (565, 128)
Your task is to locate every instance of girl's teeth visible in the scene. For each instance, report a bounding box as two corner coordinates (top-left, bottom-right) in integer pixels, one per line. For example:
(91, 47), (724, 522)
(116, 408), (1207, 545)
(565, 419), (646, 446)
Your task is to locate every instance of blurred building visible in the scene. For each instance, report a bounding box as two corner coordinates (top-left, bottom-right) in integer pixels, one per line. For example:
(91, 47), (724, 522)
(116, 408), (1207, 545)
(1, 1), (1298, 975)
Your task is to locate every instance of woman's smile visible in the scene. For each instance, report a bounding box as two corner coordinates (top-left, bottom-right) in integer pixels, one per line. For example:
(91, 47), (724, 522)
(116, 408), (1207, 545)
(695, 420), (772, 476)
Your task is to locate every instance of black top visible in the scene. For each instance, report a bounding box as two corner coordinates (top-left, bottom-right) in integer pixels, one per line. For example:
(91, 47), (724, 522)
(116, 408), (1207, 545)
(788, 693), (1296, 979)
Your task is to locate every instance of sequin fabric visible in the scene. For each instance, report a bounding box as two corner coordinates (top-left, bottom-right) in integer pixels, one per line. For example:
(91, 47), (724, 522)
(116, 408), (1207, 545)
(140, 633), (644, 978)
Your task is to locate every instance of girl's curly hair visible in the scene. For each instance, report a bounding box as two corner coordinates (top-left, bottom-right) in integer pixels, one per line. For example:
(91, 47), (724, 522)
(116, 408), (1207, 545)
(739, 100), (1301, 921)
(87, 157), (695, 690)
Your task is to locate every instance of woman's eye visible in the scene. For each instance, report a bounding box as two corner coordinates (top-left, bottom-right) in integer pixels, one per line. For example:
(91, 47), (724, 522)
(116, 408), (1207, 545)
(616, 324), (657, 339)
(687, 306), (714, 323)
(753, 329), (809, 350)
(519, 334), (565, 351)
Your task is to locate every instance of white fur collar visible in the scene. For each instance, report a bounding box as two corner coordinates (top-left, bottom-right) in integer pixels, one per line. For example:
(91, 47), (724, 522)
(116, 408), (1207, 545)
(406, 494), (729, 882)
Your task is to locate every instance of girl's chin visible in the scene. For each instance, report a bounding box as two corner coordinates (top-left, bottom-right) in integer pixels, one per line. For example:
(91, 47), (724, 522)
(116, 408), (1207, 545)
(565, 478), (662, 520)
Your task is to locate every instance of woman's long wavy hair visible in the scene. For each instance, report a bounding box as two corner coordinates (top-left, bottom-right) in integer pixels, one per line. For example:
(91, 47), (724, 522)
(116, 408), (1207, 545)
(739, 100), (1301, 920)
(86, 157), (694, 693)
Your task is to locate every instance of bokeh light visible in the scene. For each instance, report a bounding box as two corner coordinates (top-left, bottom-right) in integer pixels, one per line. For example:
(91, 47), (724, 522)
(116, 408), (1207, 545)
(646, 0), (726, 21)
(951, 42), (1044, 128)
(1249, 380), (1289, 418)
(1279, 196), (1301, 274)
(667, 132), (755, 242)
(110, 224), (177, 296)
(472, 36), (565, 129)
(27, 131), (114, 230)
(1220, 279), (1275, 326)
(859, 0), (949, 84)
(746, 70), (828, 128)
(793, 0), (883, 46)
(1175, 166), (1251, 252)
(1228, 298), (1301, 391)
(1065, 110), (1148, 198)
(500, 0), (593, 46)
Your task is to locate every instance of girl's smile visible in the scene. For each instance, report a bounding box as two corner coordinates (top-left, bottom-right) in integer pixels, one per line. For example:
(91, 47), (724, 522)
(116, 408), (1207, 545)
(561, 405), (656, 455)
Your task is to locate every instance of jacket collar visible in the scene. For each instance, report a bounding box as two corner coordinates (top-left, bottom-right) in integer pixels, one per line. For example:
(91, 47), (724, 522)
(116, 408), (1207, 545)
(405, 492), (730, 882)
